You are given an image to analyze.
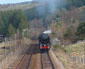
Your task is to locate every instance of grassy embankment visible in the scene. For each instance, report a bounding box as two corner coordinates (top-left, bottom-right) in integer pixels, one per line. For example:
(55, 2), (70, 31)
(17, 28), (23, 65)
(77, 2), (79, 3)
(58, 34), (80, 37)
(52, 42), (85, 69)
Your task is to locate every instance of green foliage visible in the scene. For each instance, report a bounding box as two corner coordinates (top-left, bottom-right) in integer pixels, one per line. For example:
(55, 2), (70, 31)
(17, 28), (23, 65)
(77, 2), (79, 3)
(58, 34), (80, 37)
(8, 24), (15, 36)
(19, 22), (29, 33)
(65, 0), (85, 9)
(0, 10), (29, 36)
(53, 44), (66, 52)
(77, 22), (85, 35)
(76, 22), (85, 40)
(64, 28), (72, 39)
(18, 11), (29, 33)
(0, 11), (11, 35)
(0, 20), (5, 34)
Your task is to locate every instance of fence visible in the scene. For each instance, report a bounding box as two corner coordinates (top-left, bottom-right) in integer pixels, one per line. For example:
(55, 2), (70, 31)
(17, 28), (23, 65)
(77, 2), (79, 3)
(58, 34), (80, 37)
(69, 54), (85, 64)
(0, 34), (25, 62)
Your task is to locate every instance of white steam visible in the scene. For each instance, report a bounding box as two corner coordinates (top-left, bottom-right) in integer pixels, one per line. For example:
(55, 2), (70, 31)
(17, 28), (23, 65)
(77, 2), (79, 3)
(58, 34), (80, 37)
(33, 0), (67, 14)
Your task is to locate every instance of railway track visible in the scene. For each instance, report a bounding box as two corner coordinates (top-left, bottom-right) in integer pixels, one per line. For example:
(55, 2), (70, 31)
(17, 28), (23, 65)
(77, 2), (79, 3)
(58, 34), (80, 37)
(41, 52), (55, 69)
(15, 43), (55, 69)
(15, 44), (34, 69)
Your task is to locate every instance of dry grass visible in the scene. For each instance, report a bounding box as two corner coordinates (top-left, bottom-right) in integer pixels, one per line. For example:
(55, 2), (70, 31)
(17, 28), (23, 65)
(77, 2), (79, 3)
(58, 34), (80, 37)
(0, 38), (31, 69)
(54, 50), (85, 69)
(0, 40), (21, 48)
(65, 42), (85, 56)
(52, 41), (85, 69)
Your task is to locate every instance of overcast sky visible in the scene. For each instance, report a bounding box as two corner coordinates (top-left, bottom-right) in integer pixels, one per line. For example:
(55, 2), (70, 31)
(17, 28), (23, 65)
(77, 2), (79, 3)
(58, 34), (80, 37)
(0, 0), (32, 4)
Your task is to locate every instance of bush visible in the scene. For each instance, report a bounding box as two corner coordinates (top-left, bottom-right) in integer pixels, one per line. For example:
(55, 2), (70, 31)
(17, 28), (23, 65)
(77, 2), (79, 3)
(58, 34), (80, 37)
(53, 44), (66, 52)
(64, 28), (72, 39)
(76, 22), (85, 40)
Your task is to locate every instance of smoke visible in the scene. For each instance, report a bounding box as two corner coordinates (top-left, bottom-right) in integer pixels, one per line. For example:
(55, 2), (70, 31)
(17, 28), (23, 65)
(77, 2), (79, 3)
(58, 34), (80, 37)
(33, 0), (67, 14)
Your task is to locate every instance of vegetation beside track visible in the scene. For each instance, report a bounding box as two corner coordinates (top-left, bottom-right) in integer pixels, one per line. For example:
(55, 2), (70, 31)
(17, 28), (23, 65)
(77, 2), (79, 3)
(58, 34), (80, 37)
(0, 37), (31, 69)
(65, 42), (85, 56)
(52, 41), (85, 69)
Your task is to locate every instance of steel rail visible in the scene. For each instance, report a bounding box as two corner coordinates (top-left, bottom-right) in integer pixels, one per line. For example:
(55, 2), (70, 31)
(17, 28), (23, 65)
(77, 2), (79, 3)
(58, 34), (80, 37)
(16, 44), (34, 69)
(41, 52), (55, 69)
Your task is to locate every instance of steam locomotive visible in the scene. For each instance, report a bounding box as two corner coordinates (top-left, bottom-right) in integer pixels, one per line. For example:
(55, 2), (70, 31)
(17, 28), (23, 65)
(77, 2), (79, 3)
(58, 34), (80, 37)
(38, 34), (51, 51)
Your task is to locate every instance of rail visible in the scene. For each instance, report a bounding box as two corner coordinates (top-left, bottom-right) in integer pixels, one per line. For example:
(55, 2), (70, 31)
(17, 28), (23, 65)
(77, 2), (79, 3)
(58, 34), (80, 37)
(41, 52), (55, 69)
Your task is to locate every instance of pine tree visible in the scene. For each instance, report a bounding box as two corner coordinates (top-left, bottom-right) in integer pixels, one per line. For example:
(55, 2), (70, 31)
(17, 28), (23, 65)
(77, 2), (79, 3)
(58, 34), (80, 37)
(8, 24), (15, 36)
(77, 22), (85, 40)
(18, 11), (29, 33)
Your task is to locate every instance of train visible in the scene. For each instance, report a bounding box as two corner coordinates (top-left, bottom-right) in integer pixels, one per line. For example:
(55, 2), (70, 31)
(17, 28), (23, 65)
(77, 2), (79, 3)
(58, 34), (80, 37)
(38, 34), (51, 52)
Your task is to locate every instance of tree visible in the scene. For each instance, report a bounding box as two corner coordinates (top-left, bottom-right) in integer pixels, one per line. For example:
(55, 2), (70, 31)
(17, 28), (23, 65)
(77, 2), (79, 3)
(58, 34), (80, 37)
(18, 12), (29, 33)
(8, 24), (15, 36)
(0, 20), (5, 34)
(76, 22), (85, 40)
(0, 10), (29, 37)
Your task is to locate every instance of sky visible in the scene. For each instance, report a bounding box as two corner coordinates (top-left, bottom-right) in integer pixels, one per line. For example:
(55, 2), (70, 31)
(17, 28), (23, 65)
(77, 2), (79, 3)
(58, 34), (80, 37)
(0, 0), (32, 4)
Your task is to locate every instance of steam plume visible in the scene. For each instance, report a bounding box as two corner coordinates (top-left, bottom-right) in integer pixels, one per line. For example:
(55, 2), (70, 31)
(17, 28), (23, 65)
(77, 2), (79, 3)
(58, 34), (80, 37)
(33, 0), (67, 14)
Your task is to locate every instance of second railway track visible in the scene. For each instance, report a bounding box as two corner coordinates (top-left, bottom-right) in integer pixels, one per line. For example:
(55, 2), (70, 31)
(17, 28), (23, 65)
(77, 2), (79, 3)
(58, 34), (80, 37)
(15, 44), (34, 69)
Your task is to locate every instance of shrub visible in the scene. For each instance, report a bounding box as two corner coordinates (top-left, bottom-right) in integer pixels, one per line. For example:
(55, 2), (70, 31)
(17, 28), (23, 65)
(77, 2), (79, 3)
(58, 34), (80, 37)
(53, 44), (66, 52)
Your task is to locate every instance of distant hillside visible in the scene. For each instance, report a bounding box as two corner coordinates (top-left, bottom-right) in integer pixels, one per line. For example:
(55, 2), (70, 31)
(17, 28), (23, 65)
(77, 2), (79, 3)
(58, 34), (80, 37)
(0, 2), (39, 11)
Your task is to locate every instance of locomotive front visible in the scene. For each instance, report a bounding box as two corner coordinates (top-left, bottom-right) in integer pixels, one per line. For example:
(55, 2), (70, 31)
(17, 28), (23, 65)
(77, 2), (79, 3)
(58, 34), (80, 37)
(38, 34), (51, 51)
